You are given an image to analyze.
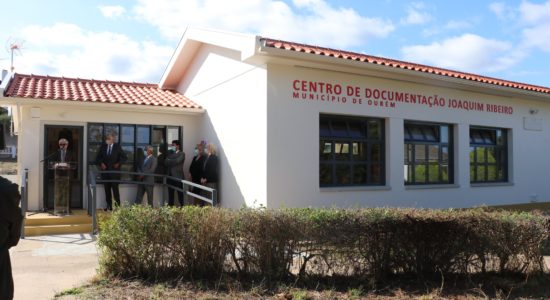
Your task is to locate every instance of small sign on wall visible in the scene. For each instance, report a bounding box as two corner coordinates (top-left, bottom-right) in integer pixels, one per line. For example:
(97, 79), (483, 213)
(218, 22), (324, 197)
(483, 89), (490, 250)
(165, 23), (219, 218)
(30, 107), (41, 118)
(523, 117), (542, 131)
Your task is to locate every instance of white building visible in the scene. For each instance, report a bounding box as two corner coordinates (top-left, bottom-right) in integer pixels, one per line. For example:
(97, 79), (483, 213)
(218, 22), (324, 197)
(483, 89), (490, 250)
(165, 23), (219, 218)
(2, 28), (550, 211)
(0, 73), (203, 211)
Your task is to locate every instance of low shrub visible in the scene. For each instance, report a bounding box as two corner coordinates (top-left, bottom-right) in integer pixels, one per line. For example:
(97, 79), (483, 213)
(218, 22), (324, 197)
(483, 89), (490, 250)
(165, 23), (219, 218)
(98, 206), (233, 280)
(98, 206), (550, 283)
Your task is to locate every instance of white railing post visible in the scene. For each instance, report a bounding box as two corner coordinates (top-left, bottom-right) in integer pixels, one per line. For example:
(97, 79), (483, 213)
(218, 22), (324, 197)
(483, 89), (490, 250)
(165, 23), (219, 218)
(20, 168), (28, 239)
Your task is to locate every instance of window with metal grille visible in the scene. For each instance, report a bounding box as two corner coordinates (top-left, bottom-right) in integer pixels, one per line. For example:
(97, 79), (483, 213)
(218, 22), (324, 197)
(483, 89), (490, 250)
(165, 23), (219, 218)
(469, 127), (507, 183)
(404, 122), (453, 185)
(88, 123), (181, 181)
(319, 115), (385, 187)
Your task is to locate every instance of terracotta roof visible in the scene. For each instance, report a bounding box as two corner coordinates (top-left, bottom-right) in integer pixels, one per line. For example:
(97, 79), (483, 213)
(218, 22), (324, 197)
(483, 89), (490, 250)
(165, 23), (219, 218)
(4, 73), (201, 109)
(262, 38), (550, 96)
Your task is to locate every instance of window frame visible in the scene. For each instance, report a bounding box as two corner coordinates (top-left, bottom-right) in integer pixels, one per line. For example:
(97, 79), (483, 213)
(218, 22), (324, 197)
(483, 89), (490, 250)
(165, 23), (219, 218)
(404, 121), (453, 185)
(87, 123), (182, 180)
(469, 126), (508, 183)
(319, 114), (385, 187)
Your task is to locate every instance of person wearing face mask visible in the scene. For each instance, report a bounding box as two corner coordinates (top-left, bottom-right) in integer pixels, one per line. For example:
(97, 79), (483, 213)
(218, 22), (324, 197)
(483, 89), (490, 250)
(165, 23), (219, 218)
(95, 134), (127, 211)
(189, 142), (206, 205)
(201, 143), (219, 205)
(134, 145), (158, 206)
(164, 140), (185, 206)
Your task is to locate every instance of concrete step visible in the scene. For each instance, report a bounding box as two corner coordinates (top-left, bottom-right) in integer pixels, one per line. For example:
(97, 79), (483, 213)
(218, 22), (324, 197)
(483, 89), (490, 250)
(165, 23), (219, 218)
(25, 215), (92, 226)
(24, 223), (93, 236)
(24, 210), (93, 236)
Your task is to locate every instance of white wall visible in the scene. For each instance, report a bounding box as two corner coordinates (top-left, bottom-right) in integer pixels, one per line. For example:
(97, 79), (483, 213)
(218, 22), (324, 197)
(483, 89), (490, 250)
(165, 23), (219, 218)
(266, 63), (550, 208)
(177, 43), (268, 208)
(17, 103), (202, 211)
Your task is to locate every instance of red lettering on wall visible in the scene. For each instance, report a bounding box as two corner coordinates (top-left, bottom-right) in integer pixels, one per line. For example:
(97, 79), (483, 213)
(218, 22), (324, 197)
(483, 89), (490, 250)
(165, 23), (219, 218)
(290, 79), (514, 115)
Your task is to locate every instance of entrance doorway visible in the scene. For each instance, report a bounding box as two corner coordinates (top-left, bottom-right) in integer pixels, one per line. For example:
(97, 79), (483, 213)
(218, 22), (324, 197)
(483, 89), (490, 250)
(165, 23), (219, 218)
(43, 125), (84, 210)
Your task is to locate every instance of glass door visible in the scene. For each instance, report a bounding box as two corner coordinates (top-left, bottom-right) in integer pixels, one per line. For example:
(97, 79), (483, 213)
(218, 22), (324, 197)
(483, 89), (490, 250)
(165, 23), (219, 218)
(43, 125), (84, 210)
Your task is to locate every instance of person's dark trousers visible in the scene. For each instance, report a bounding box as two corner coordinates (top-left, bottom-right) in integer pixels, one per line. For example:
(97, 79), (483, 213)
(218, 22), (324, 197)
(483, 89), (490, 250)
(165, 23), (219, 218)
(167, 178), (184, 206)
(0, 250), (14, 300)
(145, 184), (154, 206)
(191, 185), (204, 206)
(104, 182), (120, 210)
(135, 182), (154, 206)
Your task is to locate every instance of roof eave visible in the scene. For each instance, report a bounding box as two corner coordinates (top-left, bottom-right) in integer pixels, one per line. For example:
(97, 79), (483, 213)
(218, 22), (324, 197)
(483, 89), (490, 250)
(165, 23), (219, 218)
(159, 27), (259, 90)
(0, 97), (205, 115)
(258, 42), (550, 102)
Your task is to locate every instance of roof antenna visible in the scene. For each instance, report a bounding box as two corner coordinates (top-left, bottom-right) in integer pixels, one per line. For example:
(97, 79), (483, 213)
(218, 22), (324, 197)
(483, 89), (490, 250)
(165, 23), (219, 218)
(5, 37), (24, 72)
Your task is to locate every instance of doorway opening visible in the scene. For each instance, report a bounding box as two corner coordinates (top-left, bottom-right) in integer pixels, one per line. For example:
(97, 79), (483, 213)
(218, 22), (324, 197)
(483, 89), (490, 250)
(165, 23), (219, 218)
(43, 125), (84, 210)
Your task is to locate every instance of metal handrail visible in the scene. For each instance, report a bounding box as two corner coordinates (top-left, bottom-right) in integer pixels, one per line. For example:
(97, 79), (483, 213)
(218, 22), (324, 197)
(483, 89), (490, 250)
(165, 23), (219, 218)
(87, 170), (97, 234)
(87, 169), (217, 235)
(20, 168), (29, 239)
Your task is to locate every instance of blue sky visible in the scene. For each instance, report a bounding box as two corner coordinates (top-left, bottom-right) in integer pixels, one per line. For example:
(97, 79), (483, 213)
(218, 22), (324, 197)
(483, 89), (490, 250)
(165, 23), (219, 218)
(1, 0), (550, 87)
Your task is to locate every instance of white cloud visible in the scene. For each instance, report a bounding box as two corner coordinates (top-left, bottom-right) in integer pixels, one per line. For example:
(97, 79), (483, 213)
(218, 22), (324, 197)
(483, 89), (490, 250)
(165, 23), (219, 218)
(519, 1), (550, 24)
(444, 20), (471, 30)
(522, 23), (550, 52)
(518, 1), (550, 52)
(132, 0), (394, 49)
(99, 5), (126, 18)
(401, 34), (522, 73)
(490, 2), (505, 19)
(401, 2), (432, 25)
(421, 20), (472, 37)
(489, 2), (517, 20)
(10, 23), (172, 82)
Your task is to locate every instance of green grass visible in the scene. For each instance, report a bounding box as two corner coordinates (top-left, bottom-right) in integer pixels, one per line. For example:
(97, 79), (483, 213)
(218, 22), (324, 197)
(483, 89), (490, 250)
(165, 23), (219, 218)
(347, 286), (364, 299)
(54, 287), (83, 297)
(290, 289), (308, 300)
(52, 272), (550, 300)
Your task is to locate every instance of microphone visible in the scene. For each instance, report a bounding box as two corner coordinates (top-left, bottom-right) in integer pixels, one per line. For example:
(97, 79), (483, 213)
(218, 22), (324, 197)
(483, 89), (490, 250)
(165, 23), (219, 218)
(40, 149), (60, 163)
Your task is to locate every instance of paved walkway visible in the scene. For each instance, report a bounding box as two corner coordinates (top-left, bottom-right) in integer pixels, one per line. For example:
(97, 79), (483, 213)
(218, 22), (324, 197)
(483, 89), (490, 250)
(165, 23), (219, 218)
(9, 234), (99, 300)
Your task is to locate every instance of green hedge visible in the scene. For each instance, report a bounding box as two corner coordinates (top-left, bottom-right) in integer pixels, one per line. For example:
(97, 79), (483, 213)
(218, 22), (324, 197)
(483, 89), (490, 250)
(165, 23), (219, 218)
(98, 206), (550, 282)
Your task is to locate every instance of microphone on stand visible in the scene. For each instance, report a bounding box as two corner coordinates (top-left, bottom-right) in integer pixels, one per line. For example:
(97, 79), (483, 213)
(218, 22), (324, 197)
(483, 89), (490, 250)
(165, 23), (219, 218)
(40, 149), (60, 163)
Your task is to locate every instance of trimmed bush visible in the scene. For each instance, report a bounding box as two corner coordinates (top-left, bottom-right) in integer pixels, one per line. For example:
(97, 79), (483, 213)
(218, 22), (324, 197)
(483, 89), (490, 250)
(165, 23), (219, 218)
(98, 206), (550, 283)
(98, 206), (233, 280)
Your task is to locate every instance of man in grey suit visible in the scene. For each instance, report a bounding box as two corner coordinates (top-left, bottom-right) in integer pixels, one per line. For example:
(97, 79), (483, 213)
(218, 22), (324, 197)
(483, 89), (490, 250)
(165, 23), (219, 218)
(165, 140), (185, 206)
(134, 145), (158, 206)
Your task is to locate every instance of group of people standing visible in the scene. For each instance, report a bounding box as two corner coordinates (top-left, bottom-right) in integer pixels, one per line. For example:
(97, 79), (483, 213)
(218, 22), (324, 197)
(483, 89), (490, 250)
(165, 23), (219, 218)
(94, 134), (219, 209)
(189, 142), (219, 205)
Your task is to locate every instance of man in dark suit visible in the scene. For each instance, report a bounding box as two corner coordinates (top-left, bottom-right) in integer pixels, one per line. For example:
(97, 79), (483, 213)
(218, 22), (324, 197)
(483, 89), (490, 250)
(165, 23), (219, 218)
(189, 142), (206, 205)
(55, 138), (73, 163)
(201, 143), (219, 205)
(95, 134), (127, 210)
(164, 140), (185, 206)
(53, 138), (75, 214)
(0, 176), (23, 300)
(134, 145), (158, 206)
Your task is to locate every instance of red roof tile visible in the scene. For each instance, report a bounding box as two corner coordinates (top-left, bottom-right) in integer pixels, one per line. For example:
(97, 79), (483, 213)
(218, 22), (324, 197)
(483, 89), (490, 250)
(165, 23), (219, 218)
(262, 38), (550, 96)
(4, 73), (201, 109)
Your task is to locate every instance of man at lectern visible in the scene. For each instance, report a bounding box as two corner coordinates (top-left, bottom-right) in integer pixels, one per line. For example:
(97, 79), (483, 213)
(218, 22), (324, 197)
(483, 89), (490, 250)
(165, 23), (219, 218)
(55, 138), (73, 163)
(53, 138), (74, 215)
